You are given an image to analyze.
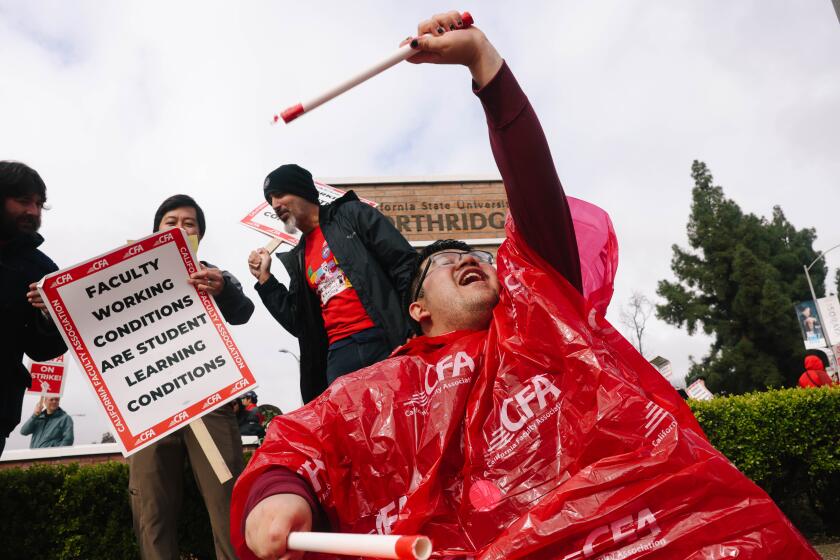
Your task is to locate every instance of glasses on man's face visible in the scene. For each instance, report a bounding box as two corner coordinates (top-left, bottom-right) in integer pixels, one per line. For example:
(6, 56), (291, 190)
(412, 250), (495, 302)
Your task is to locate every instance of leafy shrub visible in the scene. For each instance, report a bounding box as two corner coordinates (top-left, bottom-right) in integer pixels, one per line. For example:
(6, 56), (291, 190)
(689, 386), (840, 535)
(0, 460), (214, 559)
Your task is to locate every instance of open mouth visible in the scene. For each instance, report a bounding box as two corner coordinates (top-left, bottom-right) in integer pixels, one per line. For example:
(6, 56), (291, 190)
(458, 268), (486, 286)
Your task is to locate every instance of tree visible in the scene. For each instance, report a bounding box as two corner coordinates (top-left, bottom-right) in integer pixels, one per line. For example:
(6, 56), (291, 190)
(836, 268), (840, 295)
(620, 292), (654, 357)
(656, 161), (826, 394)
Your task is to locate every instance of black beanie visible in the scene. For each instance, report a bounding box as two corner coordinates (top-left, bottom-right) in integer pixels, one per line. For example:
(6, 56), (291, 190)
(263, 164), (319, 205)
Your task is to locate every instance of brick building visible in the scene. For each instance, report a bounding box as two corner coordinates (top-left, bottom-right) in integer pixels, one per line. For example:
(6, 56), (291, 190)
(328, 174), (507, 254)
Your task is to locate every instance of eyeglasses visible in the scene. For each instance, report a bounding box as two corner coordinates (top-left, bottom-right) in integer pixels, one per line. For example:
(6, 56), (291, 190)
(412, 250), (494, 302)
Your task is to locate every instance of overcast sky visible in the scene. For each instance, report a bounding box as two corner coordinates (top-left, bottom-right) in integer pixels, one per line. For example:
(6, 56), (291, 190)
(2, 1), (838, 449)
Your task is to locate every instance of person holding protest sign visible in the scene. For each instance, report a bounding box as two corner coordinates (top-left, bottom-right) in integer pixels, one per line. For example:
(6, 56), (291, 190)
(231, 12), (818, 559)
(19, 396), (74, 448)
(0, 161), (67, 458)
(248, 164), (418, 403)
(129, 194), (254, 560)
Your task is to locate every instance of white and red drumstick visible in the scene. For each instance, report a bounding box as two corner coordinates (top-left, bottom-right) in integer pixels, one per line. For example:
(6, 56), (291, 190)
(275, 12), (473, 124)
(286, 531), (432, 559)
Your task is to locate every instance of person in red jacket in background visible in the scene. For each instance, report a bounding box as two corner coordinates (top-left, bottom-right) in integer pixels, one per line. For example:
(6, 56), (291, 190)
(799, 355), (837, 388)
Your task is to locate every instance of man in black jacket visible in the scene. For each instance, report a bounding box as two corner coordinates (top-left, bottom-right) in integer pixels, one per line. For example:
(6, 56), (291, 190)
(0, 161), (67, 458)
(248, 164), (417, 403)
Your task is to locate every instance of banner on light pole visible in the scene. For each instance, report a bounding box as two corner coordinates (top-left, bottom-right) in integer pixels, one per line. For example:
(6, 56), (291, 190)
(794, 300), (826, 349)
(816, 295), (840, 346)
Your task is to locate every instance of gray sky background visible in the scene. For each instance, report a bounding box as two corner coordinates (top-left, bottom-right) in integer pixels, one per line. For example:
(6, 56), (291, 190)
(2, 1), (838, 449)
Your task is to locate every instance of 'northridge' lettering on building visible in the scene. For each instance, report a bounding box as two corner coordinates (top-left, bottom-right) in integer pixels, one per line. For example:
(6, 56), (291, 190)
(388, 211), (506, 234)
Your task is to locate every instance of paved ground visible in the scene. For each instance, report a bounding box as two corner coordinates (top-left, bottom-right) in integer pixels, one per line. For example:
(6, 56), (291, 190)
(814, 541), (840, 559)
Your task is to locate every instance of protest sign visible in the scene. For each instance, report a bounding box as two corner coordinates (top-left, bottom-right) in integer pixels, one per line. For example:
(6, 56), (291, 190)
(26, 354), (67, 397)
(685, 378), (714, 401)
(37, 228), (257, 456)
(648, 355), (678, 386)
(240, 181), (377, 248)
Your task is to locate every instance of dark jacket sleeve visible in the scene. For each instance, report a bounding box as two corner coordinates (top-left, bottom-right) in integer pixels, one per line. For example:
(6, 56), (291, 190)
(254, 273), (300, 337)
(476, 62), (583, 294)
(214, 269), (255, 325)
(352, 202), (418, 299)
(23, 310), (67, 361)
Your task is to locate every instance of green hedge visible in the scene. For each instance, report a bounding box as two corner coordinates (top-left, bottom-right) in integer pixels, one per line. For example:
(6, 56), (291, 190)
(0, 461), (214, 560)
(689, 386), (840, 535)
(0, 389), (837, 558)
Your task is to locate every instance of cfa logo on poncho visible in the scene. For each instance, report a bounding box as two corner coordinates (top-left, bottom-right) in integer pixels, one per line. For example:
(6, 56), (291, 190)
(561, 507), (663, 560)
(488, 374), (561, 455)
(375, 495), (407, 535)
(406, 352), (476, 413)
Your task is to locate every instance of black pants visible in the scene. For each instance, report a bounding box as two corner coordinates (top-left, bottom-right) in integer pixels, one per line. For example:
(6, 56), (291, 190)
(326, 327), (391, 385)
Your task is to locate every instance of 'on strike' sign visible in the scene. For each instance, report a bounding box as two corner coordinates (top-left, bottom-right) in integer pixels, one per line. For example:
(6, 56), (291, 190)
(27, 354), (67, 397)
(38, 228), (257, 455)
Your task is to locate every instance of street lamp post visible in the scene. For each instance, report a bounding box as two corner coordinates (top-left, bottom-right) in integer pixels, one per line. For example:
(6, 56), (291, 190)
(803, 242), (840, 367)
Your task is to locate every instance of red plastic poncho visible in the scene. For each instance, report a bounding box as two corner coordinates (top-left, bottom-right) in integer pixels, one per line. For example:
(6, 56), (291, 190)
(231, 212), (816, 559)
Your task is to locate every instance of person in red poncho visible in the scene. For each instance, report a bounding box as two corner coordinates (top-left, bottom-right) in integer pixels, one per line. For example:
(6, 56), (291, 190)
(231, 11), (819, 560)
(799, 355), (837, 388)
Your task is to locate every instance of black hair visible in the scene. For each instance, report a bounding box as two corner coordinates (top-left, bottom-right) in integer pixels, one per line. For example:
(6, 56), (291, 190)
(152, 194), (206, 238)
(406, 239), (474, 333)
(0, 161), (47, 204)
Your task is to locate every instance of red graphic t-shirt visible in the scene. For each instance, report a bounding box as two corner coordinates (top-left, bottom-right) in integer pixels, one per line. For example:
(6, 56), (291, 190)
(304, 226), (375, 344)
